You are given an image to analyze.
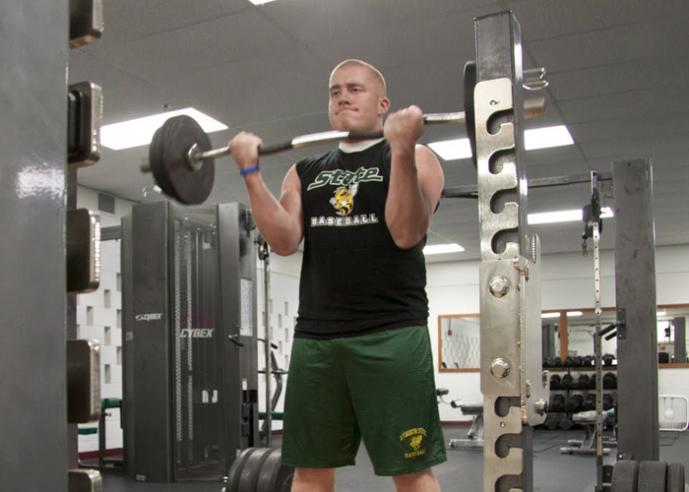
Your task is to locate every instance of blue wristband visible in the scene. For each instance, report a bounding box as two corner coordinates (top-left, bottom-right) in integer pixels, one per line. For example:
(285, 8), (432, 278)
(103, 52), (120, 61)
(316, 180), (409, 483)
(240, 164), (260, 177)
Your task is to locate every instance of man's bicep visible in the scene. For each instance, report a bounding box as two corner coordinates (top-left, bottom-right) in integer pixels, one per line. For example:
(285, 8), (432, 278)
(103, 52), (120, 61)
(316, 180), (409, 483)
(415, 145), (445, 218)
(279, 164), (304, 241)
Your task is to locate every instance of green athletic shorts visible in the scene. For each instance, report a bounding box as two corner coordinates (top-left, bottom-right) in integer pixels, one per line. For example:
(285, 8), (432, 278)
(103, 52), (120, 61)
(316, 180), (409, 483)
(281, 325), (447, 476)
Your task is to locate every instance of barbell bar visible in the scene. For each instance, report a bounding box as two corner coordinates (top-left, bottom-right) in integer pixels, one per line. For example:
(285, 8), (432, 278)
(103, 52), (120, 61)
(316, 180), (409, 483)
(142, 62), (545, 205)
(142, 110), (469, 205)
(194, 111), (465, 166)
(143, 111), (467, 173)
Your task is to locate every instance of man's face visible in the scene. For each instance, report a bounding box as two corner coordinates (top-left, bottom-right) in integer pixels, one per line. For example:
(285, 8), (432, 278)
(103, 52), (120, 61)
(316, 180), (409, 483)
(328, 64), (389, 132)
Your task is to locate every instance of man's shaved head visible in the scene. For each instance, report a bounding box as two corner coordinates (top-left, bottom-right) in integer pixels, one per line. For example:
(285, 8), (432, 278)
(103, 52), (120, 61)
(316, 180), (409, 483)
(329, 59), (387, 96)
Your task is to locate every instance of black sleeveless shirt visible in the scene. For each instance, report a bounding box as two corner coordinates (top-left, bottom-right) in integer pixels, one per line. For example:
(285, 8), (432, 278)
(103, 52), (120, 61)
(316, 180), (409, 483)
(294, 140), (428, 338)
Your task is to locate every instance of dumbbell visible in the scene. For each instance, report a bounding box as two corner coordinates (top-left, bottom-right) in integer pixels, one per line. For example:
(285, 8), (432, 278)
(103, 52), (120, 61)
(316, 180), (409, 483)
(576, 374), (591, 390)
(549, 394), (565, 413)
(582, 394), (596, 411)
(544, 414), (560, 431)
(602, 354), (615, 366)
(582, 355), (594, 367)
(603, 394), (615, 411)
(560, 416), (574, 431)
(550, 374), (562, 390)
(564, 394), (583, 413)
(561, 373), (574, 390)
(603, 372), (617, 389)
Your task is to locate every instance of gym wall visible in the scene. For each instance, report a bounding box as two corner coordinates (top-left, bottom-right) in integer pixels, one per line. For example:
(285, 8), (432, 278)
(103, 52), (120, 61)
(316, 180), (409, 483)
(428, 244), (689, 422)
(256, 252), (302, 432)
(69, 184), (689, 433)
(74, 186), (135, 454)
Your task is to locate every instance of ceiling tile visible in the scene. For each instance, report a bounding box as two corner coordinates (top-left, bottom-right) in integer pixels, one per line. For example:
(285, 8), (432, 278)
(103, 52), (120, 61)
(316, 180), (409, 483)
(527, 17), (689, 74)
(547, 55), (689, 101)
(69, 0), (689, 254)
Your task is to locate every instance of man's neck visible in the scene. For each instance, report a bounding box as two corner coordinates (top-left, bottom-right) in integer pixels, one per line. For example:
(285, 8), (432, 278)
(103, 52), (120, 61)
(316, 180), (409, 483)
(339, 137), (384, 153)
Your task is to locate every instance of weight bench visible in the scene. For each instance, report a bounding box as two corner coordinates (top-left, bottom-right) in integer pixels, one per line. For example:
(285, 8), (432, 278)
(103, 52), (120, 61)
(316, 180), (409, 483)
(448, 402), (484, 449)
(559, 409), (616, 455)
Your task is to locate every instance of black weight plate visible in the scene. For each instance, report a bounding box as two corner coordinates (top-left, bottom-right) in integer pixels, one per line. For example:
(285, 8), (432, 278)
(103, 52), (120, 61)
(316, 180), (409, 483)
(256, 448), (281, 492)
(257, 448), (294, 492)
(278, 470), (295, 492)
(637, 461), (667, 492)
(238, 447), (273, 492)
(463, 61), (477, 167)
(611, 460), (639, 492)
(148, 115), (214, 205)
(666, 462), (685, 492)
(226, 448), (256, 492)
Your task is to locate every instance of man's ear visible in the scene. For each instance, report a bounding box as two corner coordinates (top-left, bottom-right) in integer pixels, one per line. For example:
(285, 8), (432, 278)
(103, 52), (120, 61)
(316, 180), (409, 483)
(379, 96), (391, 116)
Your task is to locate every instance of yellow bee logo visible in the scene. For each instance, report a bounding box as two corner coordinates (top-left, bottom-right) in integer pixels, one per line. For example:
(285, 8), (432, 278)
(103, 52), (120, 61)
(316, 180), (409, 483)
(409, 435), (424, 451)
(330, 183), (358, 216)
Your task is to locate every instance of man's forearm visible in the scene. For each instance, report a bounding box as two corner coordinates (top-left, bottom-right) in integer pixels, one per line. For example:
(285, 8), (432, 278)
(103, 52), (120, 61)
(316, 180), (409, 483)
(385, 146), (430, 249)
(244, 174), (301, 255)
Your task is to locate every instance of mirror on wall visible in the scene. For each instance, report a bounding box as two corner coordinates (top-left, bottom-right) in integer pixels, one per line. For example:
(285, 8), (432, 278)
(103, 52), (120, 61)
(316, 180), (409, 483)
(655, 308), (688, 364)
(438, 304), (689, 372)
(437, 315), (480, 371)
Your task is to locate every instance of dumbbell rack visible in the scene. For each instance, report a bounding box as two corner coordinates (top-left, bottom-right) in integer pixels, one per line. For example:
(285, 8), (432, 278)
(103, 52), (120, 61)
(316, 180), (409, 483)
(543, 364), (618, 432)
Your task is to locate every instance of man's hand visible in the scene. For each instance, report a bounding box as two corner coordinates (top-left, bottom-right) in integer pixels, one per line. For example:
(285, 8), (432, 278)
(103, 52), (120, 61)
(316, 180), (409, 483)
(228, 131), (262, 171)
(383, 105), (424, 153)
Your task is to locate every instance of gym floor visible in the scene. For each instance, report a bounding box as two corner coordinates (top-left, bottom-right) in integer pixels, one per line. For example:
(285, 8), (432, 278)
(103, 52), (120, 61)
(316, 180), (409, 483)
(97, 428), (689, 491)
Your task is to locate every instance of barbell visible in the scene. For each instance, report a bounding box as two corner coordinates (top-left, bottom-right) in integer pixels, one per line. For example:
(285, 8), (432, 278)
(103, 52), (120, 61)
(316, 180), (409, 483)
(145, 110), (468, 205)
(142, 62), (545, 206)
(143, 62), (478, 205)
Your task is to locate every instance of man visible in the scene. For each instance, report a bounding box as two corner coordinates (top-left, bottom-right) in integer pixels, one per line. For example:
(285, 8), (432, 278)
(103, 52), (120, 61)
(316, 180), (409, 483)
(229, 59), (446, 492)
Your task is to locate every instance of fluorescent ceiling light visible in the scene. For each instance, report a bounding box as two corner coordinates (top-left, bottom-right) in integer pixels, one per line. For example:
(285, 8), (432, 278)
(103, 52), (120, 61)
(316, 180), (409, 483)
(100, 107), (227, 150)
(428, 125), (573, 161)
(249, 0), (277, 4)
(428, 138), (472, 161)
(524, 125), (573, 151)
(423, 243), (465, 255)
(566, 311), (583, 317)
(528, 207), (614, 225)
(657, 311), (667, 317)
